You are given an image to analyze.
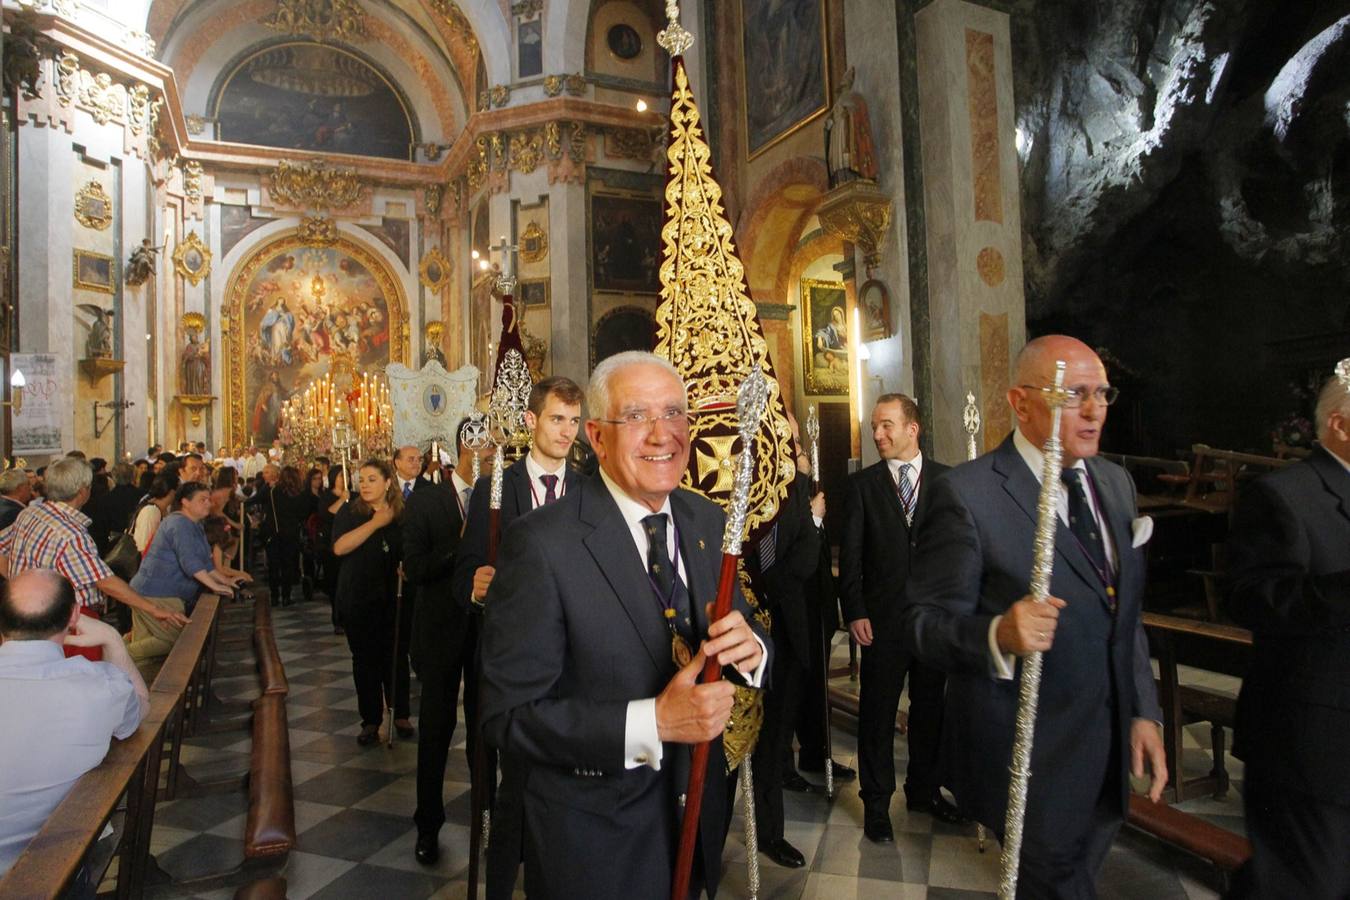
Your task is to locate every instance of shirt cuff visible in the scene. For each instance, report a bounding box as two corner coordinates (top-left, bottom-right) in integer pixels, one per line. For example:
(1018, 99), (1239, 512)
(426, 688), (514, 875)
(624, 698), (663, 771)
(743, 632), (769, 688)
(987, 615), (1016, 680)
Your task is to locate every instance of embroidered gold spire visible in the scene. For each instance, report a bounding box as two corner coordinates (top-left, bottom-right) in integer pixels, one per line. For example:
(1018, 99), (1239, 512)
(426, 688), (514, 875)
(655, 57), (794, 539)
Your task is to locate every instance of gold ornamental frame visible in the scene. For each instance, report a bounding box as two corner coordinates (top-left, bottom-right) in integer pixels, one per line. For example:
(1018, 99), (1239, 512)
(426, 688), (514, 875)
(221, 232), (409, 447)
(519, 220), (548, 263)
(173, 230), (212, 286)
(418, 246), (453, 292)
(74, 180), (113, 230)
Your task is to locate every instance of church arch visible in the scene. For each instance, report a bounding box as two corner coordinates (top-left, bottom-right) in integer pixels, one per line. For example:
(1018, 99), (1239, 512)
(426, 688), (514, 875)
(221, 231), (411, 447)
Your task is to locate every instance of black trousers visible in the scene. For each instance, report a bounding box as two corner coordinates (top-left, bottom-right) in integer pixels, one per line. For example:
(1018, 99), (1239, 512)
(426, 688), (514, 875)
(753, 627), (805, 842)
(794, 601), (831, 772)
(344, 605), (410, 726)
(486, 752), (525, 900)
(1229, 772), (1350, 900)
(267, 534), (300, 601)
(1010, 784), (1120, 900)
(414, 618), (477, 836)
(857, 633), (945, 808)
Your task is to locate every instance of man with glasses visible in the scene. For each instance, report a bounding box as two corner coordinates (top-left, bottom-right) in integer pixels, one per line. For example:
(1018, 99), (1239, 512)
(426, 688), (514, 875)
(902, 335), (1166, 899)
(478, 351), (769, 899)
(451, 375), (584, 895)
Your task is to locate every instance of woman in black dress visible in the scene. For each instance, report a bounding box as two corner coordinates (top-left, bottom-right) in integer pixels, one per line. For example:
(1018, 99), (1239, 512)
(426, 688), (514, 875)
(263, 465), (316, 606)
(332, 458), (409, 745)
(316, 468), (347, 633)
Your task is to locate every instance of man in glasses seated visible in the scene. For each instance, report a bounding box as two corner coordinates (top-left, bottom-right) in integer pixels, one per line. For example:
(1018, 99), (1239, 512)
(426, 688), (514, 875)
(902, 334), (1167, 899)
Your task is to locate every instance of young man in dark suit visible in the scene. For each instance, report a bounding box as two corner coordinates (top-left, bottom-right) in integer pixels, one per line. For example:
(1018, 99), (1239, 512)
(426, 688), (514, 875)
(452, 375), (583, 898)
(479, 352), (769, 899)
(903, 335), (1167, 898)
(840, 393), (958, 842)
(1225, 367), (1350, 899)
(404, 422), (491, 865)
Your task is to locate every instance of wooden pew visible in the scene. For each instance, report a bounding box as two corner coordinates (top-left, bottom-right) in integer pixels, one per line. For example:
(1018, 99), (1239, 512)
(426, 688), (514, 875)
(1143, 612), (1252, 803)
(1164, 444), (1291, 517)
(244, 600), (296, 859)
(0, 597), (221, 899)
(1126, 794), (1251, 876)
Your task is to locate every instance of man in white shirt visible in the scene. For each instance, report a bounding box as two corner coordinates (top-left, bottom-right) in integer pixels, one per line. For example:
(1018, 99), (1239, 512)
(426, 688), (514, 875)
(0, 569), (149, 876)
(451, 374), (584, 898)
(479, 352), (769, 900)
(903, 335), (1166, 899)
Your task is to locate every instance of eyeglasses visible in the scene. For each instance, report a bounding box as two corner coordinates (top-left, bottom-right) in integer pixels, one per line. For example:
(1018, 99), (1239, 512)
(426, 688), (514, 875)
(1019, 384), (1120, 408)
(594, 409), (690, 430)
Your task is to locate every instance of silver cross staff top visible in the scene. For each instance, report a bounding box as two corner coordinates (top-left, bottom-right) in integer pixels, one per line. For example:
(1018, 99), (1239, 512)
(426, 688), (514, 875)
(488, 234), (519, 296)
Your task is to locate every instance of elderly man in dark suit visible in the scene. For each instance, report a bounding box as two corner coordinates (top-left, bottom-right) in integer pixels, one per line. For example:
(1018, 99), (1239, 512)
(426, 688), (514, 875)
(0, 470), (33, 532)
(902, 335), (1167, 899)
(1225, 367), (1350, 899)
(479, 351), (769, 900)
(454, 375), (583, 898)
(404, 422), (490, 866)
(841, 393), (958, 842)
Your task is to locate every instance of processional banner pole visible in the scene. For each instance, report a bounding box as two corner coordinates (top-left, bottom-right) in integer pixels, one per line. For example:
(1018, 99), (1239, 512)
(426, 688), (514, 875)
(998, 361), (1070, 899)
(671, 371), (770, 900)
(805, 404), (834, 801)
(962, 391), (989, 854)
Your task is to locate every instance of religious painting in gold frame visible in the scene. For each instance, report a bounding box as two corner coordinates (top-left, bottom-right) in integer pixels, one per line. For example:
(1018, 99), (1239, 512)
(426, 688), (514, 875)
(418, 246), (452, 292)
(74, 180), (112, 231)
(72, 249), (115, 294)
(173, 230), (212, 286)
(222, 234), (408, 447)
(800, 277), (849, 396)
(741, 0), (830, 159)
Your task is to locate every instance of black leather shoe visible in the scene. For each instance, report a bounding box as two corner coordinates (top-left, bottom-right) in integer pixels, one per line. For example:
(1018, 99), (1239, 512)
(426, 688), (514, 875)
(863, 810), (894, 843)
(906, 795), (971, 825)
(414, 832), (439, 865)
(800, 759), (857, 783)
(763, 838), (805, 868)
(394, 719), (416, 739)
(356, 725), (380, 746)
(782, 771), (812, 793)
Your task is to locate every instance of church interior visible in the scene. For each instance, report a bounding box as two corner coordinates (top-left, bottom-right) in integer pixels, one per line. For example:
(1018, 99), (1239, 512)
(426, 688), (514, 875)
(1, 0), (1348, 897)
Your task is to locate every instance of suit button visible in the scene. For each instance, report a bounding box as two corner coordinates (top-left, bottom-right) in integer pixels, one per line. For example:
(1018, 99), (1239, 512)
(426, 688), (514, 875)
(634, 754), (649, 764)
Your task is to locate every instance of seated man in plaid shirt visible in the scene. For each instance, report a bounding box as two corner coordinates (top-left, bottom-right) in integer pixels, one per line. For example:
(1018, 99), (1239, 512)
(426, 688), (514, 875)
(0, 458), (187, 634)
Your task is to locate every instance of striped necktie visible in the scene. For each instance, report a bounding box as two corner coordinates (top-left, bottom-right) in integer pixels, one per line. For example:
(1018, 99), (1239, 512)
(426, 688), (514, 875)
(896, 463), (915, 524)
(540, 474), (559, 505)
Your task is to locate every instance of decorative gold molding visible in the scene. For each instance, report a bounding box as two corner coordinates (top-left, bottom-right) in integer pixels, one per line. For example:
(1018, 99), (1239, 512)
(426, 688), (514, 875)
(509, 131), (544, 174)
(182, 311), (206, 333)
(296, 215), (338, 246)
(177, 394), (215, 427)
(816, 179), (893, 272)
(543, 75), (565, 98)
(74, 180), (112, 231)
(605, 126), (661, 162)
(564, 73), (586, 96)
(519, 221), (547, 264)
(426, 0), (480, 56)
(423, 183), (445, 218)
(185, 114), (208, 135)
(269, 159), (367, 211)
(173, 230), (212, 286)
(182, 160), (205, 204)
(261, 0), (368, 42)
(419, 246), (453, 292)
(511, 0), (543, 17)
(489, 84), (511, 108)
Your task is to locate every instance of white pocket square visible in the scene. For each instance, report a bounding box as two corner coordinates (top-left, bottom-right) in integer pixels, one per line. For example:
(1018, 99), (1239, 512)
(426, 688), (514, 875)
(1131, 516), (1153, 549)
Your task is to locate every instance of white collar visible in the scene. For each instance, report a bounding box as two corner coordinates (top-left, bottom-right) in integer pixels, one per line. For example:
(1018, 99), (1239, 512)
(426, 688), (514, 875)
(525, 451), (567, 483)
(885, 451), (923, 479)
(451, 469), (472, 495)
(1013, 426), (1087, 483)
(599, 466), (673, 527)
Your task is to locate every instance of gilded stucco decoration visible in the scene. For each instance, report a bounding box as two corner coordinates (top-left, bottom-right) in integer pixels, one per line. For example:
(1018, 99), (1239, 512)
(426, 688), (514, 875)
(816, 179), (893, 273)
(489, 84), (511, 108)
(182, 160), (205, 204)
(545, 121), (562, 159)
(296, 215), (339, 246)
(511, 0), (543, 16)
(269, 159), (368, 210)
(74, 180), (113, 231)
(605, 127), (662, 163)
(568, 122), (588, 163)
(173, 230), (212, 286)
(185, 115), (208, 135)
(423, 184), (445, 218)
(466, 136), (489, 190)
(427, 0), (480, 56)
(654, 59), (793, 539)
(519, 221), (548, 264)
(542, 74), (585, 98)
(418, 246), (454, 292)
(126, 84), (161, 136)
(509, 131), (544, 174)
(543, 75), (565, 97)
(261, 0), (369, 42)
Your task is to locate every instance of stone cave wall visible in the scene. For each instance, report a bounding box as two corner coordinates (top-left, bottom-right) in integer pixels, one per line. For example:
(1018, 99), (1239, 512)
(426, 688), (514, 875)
(1008, 0), (1350, 456)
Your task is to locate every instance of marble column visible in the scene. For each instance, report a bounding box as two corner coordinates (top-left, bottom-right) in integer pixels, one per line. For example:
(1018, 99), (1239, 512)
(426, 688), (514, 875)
(915, 0), (1026, 462)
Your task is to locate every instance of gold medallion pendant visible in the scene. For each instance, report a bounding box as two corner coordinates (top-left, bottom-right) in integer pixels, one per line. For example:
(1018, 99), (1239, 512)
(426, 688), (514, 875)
(671, 633), (693, 668)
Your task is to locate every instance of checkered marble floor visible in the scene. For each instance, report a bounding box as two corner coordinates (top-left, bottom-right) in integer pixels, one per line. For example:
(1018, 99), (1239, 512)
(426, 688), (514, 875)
(142, 597), (1244, 899)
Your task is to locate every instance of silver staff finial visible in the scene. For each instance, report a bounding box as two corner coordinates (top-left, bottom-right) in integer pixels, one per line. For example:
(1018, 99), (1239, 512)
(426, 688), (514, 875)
(657, 0), (694, 56)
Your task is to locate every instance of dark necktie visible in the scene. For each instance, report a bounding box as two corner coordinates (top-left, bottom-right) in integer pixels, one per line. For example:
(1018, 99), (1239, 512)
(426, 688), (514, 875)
(540, 473), (559, 505)
(896, 463), (916, 524)
(1061, 468), (1107, 573)
(642, 513), (693, 639)
(402, 481), (413, 501)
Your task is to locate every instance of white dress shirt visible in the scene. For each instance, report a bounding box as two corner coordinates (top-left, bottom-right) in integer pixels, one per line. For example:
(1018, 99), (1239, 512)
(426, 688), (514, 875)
(987, 429), (1116, 679)
(887, 450), (924, 514)
(524, 453), (568, 509)
(450, 469), (473, 519)
(598, 469), (768, 771)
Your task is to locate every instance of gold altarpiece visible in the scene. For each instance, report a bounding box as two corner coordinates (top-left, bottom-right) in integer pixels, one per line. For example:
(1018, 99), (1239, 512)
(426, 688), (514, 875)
(221, 233), (409, 447)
